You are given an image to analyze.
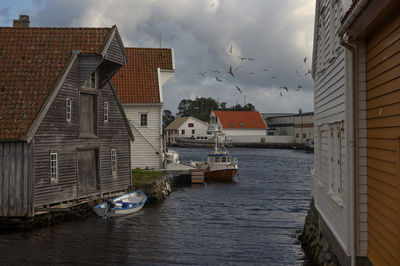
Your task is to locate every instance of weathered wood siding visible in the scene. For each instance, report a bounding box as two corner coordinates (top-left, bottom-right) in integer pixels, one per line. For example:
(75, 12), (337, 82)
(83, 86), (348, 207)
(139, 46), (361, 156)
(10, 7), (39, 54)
(104, 32), (126, 66)
(123, 104), (162, 169)
(33, 56), (131, 207)
(366, 12), (400, 266)
(312, 0), (351, 258)
(0, 141), (33, 216)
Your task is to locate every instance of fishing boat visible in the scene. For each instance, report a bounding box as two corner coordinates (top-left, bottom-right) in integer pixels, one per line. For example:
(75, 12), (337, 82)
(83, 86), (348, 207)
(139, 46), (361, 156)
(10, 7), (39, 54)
(192, 133), (238, 182)
(93, 190), (147, 217)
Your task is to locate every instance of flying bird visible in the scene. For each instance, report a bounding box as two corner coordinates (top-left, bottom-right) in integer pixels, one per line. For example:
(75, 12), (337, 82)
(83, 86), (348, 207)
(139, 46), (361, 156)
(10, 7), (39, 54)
(215, 76), (223, 82)
(296, 85), (303, 91)
(304, 69), (312, 76)
(280, 86), (288, 92)
(213, 70), (221, 74)
(229, 45), (233, 53)
(235, 86), (242, 94)
(228, 66), (235, 77)
(262, 68), (268, 72)
(249, 72), (254, 75)
(303, 57), (307, 63)
(280, 91), (283, 97)
(235, 65), (242, 71)
(248, 57), (255, 61)
(198, 72), (206, 77)
(238, 56), (247, 61)
(271, 75), (276, 79)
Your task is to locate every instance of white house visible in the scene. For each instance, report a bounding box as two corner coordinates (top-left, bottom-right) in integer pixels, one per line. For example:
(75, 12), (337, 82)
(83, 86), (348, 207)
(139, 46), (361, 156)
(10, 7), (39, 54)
(113, 47), (175, 169)
(311, 0), (356, 265)
(210, 110), (267, 143)
(165, 116), (209, 145)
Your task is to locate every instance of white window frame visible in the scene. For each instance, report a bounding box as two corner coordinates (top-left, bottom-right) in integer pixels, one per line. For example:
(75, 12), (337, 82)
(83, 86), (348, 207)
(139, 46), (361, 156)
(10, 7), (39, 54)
(50, 152), (58, 183)
(328, 123), (343, 205)
(104, 101), (109, 122)
(140, 113), (148, 127)
(66, 98), (72, 122)
(111, 148), (117, 178)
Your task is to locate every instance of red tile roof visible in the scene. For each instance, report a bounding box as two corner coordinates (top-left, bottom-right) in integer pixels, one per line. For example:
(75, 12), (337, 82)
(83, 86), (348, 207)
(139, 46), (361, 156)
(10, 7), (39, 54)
(0, 27), (112, 140)
(213, 111), (267, 129)
(112, 48), (174, 104)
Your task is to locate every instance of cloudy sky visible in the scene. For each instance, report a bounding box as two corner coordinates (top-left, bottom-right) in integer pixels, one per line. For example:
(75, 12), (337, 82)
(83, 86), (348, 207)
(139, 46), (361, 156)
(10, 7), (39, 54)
(1, 0), (315, 115)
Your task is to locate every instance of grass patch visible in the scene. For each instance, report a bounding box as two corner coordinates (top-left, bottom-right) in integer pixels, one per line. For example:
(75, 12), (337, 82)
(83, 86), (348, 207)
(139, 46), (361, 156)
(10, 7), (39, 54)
(132, 169), (164, 185)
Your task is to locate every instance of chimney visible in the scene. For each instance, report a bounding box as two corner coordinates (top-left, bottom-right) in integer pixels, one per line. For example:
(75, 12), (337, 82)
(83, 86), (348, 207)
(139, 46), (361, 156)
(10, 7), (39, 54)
(13, 15), (30, 28)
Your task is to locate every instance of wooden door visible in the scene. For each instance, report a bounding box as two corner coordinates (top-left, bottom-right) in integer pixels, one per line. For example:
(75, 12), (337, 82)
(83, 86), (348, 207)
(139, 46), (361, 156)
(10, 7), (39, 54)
(366, 11), (400, 266)
(80, 93), (95, 136)
(77, 150), (99, 196)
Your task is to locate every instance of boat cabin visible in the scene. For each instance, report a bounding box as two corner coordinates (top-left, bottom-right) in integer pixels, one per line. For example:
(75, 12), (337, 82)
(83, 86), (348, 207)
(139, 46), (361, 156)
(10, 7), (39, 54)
(207, 154), (236, 165)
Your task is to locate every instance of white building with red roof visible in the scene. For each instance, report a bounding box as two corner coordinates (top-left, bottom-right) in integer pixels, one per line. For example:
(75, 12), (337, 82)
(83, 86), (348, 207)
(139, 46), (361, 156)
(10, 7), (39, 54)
(210, 111), (267, 143)
(113, 48), (175, 169)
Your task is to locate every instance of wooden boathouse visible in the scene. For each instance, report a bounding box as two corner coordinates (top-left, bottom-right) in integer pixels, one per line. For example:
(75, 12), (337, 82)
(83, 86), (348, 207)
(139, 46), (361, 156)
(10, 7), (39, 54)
(0, 16), (134, 217)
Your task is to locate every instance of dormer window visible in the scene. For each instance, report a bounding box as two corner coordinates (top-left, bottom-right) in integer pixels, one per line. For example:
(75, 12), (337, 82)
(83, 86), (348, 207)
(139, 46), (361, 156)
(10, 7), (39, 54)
(82, 71), (97, 89)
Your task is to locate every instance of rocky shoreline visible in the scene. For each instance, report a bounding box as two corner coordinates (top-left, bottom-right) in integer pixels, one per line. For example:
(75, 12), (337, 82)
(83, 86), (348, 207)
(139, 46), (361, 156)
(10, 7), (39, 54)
(298, 199), (340, 266)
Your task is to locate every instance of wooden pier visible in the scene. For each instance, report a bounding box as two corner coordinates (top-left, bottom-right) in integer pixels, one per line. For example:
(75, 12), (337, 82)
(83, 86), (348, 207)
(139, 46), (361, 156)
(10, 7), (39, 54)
(159, 163), (204, 184)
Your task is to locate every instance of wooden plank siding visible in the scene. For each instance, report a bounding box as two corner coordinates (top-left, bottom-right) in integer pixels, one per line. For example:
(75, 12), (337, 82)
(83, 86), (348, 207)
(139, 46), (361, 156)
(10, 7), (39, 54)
(33, 56), (131, 207)
(366, 11), (400, 266)
(0, 142), (30, 216)
(123, 105), (162, 169)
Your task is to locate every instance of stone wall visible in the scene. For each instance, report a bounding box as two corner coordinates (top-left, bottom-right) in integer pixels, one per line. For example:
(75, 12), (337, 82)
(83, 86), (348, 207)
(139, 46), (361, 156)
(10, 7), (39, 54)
(299, 199), (341, 266)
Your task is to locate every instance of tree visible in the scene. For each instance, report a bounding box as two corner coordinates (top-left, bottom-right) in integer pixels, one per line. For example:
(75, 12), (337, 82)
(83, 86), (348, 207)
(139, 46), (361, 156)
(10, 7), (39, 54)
(162, 109), (175, 130)
(223, 103), (256, 111)
(176, 97), (219, 122)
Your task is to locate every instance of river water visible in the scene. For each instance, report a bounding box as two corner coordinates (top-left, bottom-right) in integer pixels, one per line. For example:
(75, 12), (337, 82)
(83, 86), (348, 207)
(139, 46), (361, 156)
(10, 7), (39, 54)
(0, 148), (313, 265)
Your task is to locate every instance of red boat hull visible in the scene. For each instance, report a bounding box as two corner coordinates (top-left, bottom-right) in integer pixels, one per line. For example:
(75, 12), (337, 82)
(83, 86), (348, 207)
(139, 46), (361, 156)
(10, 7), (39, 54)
(204, 169), (238, 182)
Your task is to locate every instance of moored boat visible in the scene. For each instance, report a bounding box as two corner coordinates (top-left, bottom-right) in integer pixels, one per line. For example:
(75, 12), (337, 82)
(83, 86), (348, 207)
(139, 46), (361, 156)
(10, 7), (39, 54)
(192, 133), (238, 182)
(93, 190), (147, 217)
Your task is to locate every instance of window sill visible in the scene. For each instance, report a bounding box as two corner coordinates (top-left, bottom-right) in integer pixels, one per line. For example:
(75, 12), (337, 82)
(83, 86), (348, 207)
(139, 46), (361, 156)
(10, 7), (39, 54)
(80, 134), (98, 139)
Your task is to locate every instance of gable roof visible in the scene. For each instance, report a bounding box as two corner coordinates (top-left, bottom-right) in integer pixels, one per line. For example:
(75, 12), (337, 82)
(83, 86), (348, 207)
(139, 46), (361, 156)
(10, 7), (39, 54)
(212, 111), (267, 129)
(112, 47), (174, 104)
(0, 26), (116, 141)
(165, 117), (190, 130)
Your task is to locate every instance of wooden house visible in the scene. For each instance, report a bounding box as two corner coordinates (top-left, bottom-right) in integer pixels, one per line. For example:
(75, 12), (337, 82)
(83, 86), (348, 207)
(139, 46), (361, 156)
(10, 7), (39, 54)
(339, 0), (400, 265)
(0, 16), (133, 217)
(165, 116), (209, 145)
(210, 111), (266, 143)
(312, 0), (400, 265)
(113, 48), (175, 169)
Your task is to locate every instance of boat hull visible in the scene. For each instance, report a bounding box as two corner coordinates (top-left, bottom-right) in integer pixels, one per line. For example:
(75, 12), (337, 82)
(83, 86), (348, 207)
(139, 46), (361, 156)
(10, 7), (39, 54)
(205, 168), (238, 182)
(93, 190), (147, 217)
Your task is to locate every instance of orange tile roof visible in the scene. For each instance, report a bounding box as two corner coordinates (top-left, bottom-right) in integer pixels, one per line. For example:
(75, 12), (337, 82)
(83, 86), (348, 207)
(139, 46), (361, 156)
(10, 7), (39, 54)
(0, 27), (112, 140)
(213, 111), (267, 129)
(112, 48), (173, 104)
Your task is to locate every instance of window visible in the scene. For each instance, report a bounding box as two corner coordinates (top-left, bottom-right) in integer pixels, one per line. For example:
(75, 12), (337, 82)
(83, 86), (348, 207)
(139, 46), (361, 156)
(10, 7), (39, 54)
(181, 129), (185, 135)
(192, 129), (195, 134)
(82, 71), (96, 89)
(303, 133), (307, 138)
(328, 123), (343, 204)
(111, 148), (117, 178)
(296, 133), (299, 138)
(188, 123), (194, 127)
(140, 113), (147, 126)
(66, 98), (72, 122)
(104, 102), (109, 122)
(50, 152), (58, 183)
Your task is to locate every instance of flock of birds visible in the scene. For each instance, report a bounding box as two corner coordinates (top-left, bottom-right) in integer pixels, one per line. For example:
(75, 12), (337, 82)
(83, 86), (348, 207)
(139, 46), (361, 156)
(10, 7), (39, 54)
(197, 45), (312, 98)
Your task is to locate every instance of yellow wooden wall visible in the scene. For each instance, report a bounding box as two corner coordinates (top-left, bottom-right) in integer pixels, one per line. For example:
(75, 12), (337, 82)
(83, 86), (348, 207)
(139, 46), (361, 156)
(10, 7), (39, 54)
(366, 11), (400, 266)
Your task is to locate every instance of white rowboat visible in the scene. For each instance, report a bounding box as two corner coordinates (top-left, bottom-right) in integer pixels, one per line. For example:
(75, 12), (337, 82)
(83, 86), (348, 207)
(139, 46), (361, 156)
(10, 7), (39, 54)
(93, 190), (147, 217)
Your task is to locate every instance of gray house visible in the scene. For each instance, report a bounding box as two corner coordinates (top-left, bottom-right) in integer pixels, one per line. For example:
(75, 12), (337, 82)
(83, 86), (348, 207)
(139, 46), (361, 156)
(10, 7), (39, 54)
(0, 16), (133, 217)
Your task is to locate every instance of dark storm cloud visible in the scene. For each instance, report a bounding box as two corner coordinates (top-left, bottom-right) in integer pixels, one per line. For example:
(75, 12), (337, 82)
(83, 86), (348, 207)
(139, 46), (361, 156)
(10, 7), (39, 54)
(28, 0), (315, 113)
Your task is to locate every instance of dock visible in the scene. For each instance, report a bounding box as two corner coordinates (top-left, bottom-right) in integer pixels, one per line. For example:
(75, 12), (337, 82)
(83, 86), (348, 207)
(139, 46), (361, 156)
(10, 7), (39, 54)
(159, 163), (205, 184)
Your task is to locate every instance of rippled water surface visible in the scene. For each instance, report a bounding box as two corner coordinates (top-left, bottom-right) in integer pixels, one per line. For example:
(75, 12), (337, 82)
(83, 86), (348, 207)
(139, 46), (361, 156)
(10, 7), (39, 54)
(0, 148), (313, 265)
